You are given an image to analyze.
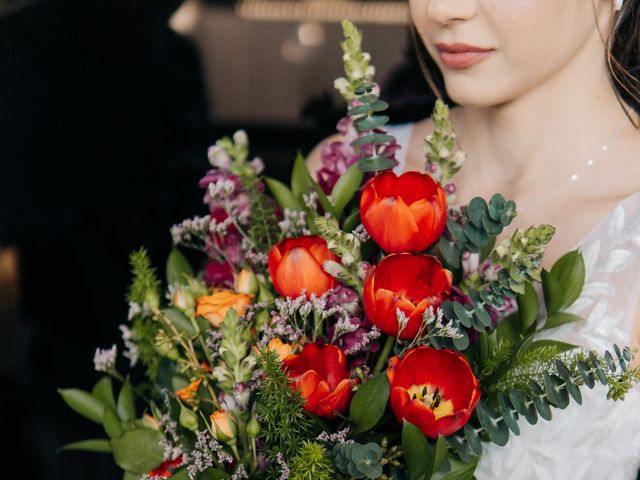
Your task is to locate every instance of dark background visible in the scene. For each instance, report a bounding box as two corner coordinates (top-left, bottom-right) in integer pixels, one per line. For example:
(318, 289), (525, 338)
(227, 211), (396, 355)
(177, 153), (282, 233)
(0, 0), (431, 478)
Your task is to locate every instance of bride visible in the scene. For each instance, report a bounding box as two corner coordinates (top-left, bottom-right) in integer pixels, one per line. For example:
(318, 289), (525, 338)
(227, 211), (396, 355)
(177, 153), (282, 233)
(308, 0), (640, 478)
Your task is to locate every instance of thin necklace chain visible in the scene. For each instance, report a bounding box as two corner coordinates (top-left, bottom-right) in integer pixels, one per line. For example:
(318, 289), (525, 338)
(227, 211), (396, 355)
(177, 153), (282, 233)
(451, 111), (628, 213)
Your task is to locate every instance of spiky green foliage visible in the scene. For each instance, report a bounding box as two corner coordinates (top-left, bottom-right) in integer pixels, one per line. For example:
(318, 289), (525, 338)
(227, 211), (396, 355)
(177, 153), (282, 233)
(214, 309), (256, 391)
(424, 99), (466, 184)
(477, 339), (515, 382)
(493, 225), (556, 294)
(289, 441), (334, 480)
(240, 174), (279, 261)
(256, 350), (317, 472)
(127, 247), (161, 308)
(447, 345), (640, 461)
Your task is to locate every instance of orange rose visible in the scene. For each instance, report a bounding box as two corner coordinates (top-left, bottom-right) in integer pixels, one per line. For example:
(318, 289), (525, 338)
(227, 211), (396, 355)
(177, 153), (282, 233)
(210, 410), (236, 443)
(195, 289), (253, 327)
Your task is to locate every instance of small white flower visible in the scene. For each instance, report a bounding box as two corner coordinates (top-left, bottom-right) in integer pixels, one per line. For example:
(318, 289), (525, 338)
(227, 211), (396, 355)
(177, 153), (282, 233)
(207, 145), (231, 169)
(94, 345), (117, 373)
(233, 129), (249, 146)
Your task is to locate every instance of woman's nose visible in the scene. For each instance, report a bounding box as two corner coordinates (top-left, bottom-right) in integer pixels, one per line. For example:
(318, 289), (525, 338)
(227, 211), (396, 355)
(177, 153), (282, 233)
(425, 0), (478, 26)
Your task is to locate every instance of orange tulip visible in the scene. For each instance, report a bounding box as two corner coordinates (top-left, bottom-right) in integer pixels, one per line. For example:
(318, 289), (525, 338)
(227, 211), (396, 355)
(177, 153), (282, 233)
(387, 346), (480, 438)
(268, 236), (339, 298)
(175, 378), (202, 402)
(195, 289), (253, 327)
(363, 253), (452, 340)
(360, 171), (447, 253)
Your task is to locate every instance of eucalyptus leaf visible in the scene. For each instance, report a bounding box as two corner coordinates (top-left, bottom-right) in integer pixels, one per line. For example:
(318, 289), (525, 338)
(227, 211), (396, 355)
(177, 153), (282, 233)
(358, 156), (396, 172)
(402, 420), (431, 480)
(354, 115), (389, 131)
(117, 379), (136, 422)
(166, 248), (193, 286)
(550, 249), (585, 309)
(111, 428), (164, 474)
(58, 439), (112, 454)
(330, 162), (364, 218)
(265, 177), (301, 211)
(92, 376), (117, 412)
(350, 373), (390, 433)
(351, 133), (395, 146)
(58, 388), (106, 425)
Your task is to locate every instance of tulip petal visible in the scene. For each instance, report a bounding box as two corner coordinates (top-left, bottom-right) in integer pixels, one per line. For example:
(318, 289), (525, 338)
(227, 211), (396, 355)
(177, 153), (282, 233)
(363, 197), (419, 253)
(275, 247), (332, 297)
(316, 378), (356, 418)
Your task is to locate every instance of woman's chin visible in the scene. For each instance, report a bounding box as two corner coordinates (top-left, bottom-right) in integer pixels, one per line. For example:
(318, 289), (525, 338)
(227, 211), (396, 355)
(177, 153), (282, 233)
(444, 80), (514, 109)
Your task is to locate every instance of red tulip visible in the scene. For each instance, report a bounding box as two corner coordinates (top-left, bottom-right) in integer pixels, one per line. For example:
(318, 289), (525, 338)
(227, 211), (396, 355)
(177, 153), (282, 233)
(282, 342), (358, 418)
(268, 236), (339, 298)
(387, 346), (480, 438)
(148, 456), (183, 478)
(363, 253), (452, 340)
(360, 171), (447, 253)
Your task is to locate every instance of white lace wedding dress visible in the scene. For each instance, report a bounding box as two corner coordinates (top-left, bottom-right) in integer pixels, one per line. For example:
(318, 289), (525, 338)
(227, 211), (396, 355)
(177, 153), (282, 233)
(387, 123), (640, 480)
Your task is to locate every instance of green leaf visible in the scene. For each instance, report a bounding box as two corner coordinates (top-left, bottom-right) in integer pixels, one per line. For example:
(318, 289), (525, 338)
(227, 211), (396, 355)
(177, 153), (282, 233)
(166, 248), (194, 286)
(550, 249), (585, 309)
(544, 312), (583, 330)
(265, 177), (301, 211)
(517, 282), (538, 333)
(123, 472), (140, 480)
(330, 162), (363, 218)
(431, 435), (448, 477)
(58, 439), (112, 454)
(541, 269), (563, 315)
(402, 420), (430, 480)
(111, 428), (164, 474)
(92, 376), (117, 412)
(479, 236), (496, 263)
(463, 424), (482, 456)
(58, 388), (106, 424)
(291, 152), (313, 197)
(351, 132), (395, 146)
(476, 401), (509, 446)
(342, 210), (361, 233)
(162, 307), (197, 336)
(432, 455), (479, 480)
(348, 100), (389, 116)
(117, 379), (136, 422)
(496, 312), (521, 344)
(350, 373), (390, 433)
(103, 407), (124, 439)
(310, 180), (337, 218)
(354, 115), (389, 131)
(358, 156), (396, 172)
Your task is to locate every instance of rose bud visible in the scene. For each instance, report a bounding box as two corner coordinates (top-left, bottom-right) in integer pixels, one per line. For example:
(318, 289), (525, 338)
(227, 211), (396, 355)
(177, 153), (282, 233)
(363, 253), (452, 340)
(387, 346), (480, 438)
(235, 269), (259, 295)
(268, 236), (339, 298)
(360, 171), (447, 253)
(210, 410), (237, 444)
(282, 342), (358, 418)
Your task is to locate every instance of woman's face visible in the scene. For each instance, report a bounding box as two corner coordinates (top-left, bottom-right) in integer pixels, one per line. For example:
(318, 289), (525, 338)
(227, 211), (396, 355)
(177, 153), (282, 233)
(409, 0), (612, 107)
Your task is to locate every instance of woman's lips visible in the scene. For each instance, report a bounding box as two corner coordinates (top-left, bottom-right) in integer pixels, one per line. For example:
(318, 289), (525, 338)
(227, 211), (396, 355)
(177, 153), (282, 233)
(435, 43), (495, 69)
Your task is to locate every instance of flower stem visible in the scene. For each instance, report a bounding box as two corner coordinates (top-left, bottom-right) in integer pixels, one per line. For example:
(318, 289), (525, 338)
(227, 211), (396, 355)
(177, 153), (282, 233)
(373, 335), (395, 374)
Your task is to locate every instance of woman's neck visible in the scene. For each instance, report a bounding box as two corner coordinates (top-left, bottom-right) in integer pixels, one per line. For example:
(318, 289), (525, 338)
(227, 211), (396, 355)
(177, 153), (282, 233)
(453, 29), (633, 198)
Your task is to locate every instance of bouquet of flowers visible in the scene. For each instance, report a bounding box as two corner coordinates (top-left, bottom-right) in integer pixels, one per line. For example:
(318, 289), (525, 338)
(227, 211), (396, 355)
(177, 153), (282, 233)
(59, 21), (640, 480)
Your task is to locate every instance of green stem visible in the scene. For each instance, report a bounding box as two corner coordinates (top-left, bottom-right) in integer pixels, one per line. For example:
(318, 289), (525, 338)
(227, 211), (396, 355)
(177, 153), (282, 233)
(373, 336), (395, 374)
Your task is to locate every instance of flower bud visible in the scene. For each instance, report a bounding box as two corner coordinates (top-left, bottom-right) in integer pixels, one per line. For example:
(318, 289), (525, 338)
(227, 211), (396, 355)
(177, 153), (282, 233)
(210, 410), (237, 445)
(142, 414), (160, 431)
(172, 287), (195, 315)
(179, 403), (199, 432)
(235, 269), (259, 295)
(247, 415), (260, 438)
(233, 130), (248, 146)
(154, 330), (180, 360)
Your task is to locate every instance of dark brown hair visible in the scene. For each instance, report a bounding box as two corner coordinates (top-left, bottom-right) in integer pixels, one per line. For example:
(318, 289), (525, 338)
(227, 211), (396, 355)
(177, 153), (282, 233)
(411, 1), (640, 128)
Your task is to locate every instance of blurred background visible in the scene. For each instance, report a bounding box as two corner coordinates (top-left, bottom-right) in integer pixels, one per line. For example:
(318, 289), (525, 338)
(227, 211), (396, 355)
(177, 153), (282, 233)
(0, 0), (432, 478)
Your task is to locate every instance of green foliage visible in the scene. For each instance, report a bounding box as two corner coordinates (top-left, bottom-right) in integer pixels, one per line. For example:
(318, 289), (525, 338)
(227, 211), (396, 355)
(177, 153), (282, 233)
(332, 442), (383, 479)
(402, 421), (430, 480)
(127, 247), (161, 308)
(314, 216), (363, 292)
(493, 225), (556, 294)
(111, 428), (164, 474)
(289, 441), (334, 480)
(166, 248), (194, 286)
(243, 175), (280, 257)
(330, 162), (363, 219)
(477, 338), (514, 382)
(58, 388), (107, 425)
(349, 373), (390, 434)
(448, 345), (639, 460)
(335, 20), (376, 101)
(437, 194), (516, 274)
(256, 350), (317, 465)
(58, 439), (112, 454)
(424, 99), (466, 184)
(214, 309), (256, 390)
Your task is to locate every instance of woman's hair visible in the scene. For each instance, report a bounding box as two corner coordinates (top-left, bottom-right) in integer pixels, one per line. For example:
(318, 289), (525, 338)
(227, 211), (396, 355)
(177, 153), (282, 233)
(411, 0), (640, 127)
